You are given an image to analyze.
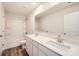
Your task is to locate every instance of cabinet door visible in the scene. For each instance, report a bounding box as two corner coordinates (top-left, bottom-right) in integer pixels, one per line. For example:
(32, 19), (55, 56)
(33, 45), (38, 56)
(32, 40), (38, 56)
(26, 38), (32, 56)
(38, 48), (47, 56)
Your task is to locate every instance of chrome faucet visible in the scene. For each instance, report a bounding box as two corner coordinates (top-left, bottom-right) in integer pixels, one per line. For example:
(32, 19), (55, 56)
(57, 34), (64, 43)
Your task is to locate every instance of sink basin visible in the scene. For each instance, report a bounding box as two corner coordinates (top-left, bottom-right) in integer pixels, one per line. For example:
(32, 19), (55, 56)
(46, 40), (70, 51)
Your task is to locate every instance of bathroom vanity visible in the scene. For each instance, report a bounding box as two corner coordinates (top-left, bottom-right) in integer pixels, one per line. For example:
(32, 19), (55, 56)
(25, 34), (79, 56)
(25, 34), (61, 56)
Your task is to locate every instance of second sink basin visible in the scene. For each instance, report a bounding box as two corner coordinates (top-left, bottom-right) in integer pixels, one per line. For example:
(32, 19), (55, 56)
(46, 40), (71, 51)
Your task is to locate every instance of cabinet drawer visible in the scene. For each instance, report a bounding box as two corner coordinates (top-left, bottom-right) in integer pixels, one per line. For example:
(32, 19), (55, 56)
(33, 40), (38, 47)
(38, 44), (61, 56)
(25, 36), (32, 43)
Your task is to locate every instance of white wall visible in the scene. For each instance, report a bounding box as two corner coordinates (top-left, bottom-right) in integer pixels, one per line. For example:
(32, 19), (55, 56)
(5, 12), (26, 49)
(36, 4), (79, 34)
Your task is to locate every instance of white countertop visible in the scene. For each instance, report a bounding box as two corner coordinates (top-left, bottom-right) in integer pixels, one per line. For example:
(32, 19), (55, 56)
(26, 34), (79, 56)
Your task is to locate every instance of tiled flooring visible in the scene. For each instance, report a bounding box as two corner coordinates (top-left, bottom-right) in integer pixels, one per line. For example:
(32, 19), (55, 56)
(1, 46), (29, 56)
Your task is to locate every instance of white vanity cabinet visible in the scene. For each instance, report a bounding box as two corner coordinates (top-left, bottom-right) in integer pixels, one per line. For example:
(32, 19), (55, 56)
(32, 40), (47, 56)
(25, 36), (61, 56)
(32, 40), (61, 56)
(25, 36), (33, 56)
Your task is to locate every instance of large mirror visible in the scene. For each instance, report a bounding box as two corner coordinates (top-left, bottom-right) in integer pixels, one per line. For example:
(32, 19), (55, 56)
(64, 11), (79, 36)
(35, 3), (79, 37)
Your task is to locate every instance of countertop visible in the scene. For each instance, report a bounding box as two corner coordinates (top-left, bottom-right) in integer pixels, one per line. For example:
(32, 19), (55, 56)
(26, 34), (79, 56)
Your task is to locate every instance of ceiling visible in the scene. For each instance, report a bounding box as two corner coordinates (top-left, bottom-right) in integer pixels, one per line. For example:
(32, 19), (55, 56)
(3, 2), (41, 16)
